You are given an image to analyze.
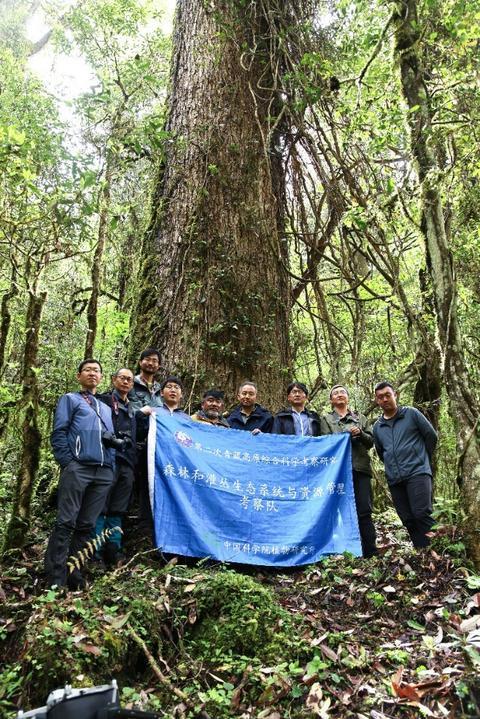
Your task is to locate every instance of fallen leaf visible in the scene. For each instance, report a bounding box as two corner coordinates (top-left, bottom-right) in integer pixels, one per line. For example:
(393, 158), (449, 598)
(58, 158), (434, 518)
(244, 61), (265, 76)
(320, 644), (338, 662)
(78, 643), (102, 656)
(306, 683), (331, 717)
(459, 615), (480, 633)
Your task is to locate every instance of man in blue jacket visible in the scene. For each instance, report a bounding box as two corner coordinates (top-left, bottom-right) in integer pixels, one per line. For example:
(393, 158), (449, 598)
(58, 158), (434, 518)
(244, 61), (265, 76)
(226, 381), (273, 433)
(45, 359), (115, 589)
(373, 381), (438, 548)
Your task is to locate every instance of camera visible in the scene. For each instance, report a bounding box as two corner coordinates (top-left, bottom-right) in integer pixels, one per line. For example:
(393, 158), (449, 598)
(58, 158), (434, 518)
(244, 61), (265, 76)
(101, 431), (132, 452)
(16, 680), (160, 719)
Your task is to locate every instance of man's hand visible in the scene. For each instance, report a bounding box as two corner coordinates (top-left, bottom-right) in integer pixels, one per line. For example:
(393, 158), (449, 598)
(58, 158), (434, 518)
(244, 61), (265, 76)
(348, 426), (361, 437)
(251, 428), (262, 435)
(140, 405), (154, 415)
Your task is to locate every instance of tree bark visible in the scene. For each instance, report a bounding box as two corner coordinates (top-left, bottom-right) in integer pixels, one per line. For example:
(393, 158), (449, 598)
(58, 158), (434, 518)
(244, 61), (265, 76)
(84, 156), (113, 359)
(3, 290), (46, 552)
(130, 0), (294, 408)
(0, 267), (18, 374)
(392, 0), (480, 565)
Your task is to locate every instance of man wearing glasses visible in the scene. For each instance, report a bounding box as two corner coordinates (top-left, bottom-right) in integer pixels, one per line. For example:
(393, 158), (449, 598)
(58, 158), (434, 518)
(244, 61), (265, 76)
(46, 359), (115, 589)
(96, 369), (151, 566)
(128, 348), (163, 537)
(272, 382), (321, 436)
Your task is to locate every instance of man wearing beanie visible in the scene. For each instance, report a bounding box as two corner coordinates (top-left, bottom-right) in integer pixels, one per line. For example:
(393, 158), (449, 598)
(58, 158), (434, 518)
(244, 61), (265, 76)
(320, 385), (378, 558)
(272, 382), (322, 436)
(191, 389), (230, 428)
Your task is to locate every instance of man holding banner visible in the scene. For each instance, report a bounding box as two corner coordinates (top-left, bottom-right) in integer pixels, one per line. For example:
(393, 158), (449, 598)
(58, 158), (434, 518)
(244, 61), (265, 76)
(272, 382), (322, 437)
(147, 410), (362, 567)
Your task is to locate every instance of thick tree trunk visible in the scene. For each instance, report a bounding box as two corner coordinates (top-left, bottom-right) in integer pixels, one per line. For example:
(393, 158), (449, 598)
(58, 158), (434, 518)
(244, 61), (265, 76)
(0, 280), (17, 374)
(130, 0), (293, 408)
(84, 155), (113, 359)
(3, 290), (46, 552)
(392, 0), (480, 565)
(0, 273), (19, 440)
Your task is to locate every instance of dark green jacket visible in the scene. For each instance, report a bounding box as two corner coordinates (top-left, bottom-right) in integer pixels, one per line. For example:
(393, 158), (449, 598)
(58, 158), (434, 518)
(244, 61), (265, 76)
(128, 375), (163, 411)
(320, 409), (373, 475)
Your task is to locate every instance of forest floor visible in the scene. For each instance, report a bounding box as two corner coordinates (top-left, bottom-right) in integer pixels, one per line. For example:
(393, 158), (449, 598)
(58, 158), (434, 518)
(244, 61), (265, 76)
(1, 513), (480, 719)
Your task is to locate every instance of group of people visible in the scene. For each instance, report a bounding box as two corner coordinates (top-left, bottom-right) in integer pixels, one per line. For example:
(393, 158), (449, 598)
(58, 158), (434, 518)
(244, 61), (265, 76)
(44, 346), (438, 590)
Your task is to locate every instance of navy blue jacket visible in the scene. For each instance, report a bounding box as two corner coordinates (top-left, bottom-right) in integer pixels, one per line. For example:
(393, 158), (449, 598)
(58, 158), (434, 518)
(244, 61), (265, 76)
(272, 407), (321, 436)
(373, 406), (437, 485)
(227, 404), (273, 433)
(98, 390), (137, 469)
(51, 391), (115, 469)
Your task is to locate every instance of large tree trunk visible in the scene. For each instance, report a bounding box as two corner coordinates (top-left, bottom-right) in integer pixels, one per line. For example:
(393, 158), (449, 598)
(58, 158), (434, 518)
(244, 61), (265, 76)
(84, 154), (113, 359)
(130, 0), (294, 408)
(3, 290), (46, 552)
(392, 0), (480, 565)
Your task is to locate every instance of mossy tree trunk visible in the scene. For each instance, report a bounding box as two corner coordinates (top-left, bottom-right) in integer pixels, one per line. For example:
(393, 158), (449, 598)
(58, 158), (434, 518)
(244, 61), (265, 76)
(84, 152), (114, 359)
(392, 0), (480, 565)
(3, 289), (46, 552)
(130, 0), (294, 408)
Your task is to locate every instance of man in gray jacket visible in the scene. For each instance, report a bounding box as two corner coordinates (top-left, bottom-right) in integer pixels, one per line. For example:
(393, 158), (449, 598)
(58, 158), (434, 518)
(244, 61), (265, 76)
(373, 381), (438, 548)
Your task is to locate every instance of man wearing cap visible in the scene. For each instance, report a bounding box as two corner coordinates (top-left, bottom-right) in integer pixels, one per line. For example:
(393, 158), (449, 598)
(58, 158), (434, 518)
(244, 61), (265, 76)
(191, 389), (230, 428)
(373, 381), (438, 548)
(226, 381), (273, 434)
(272, 381), (321, 436)
(320, 385), (377, 558)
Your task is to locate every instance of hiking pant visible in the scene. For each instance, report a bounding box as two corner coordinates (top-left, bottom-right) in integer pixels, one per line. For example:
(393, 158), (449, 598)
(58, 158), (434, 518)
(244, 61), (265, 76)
(95, 462), (135, 548)
(389, 473), (434, 548)
(135, 446), (154, 536)
(353, 471), (377, 558)
(44, 460), (114, 586)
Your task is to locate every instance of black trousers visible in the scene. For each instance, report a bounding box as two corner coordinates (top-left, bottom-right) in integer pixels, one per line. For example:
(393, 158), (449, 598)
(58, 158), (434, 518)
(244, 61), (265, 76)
(389, 473), (434, 548)
(135, 446), (154, 536)
(105, 462), (135, 515)
(44, 460), (114, 586)
(353, 470), (377, 558)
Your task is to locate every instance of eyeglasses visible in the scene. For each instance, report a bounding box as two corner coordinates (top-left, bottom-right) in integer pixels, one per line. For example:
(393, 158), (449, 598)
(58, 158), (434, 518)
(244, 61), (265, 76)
(163, 383), (180, 390)
(116, 376), (134, 383)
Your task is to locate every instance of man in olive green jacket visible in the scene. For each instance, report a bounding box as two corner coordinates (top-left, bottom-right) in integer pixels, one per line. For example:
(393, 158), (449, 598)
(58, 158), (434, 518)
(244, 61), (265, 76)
(320, 385), (377, 558)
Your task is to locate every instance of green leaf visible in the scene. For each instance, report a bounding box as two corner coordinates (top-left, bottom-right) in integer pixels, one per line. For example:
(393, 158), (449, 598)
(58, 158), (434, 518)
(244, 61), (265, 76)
(407, 620), (426, 632)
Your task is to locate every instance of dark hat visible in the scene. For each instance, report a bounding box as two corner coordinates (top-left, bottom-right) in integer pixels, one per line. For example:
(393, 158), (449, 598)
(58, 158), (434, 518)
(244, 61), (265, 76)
(202, 388), (224, 400)
(161, 376), (184, 391)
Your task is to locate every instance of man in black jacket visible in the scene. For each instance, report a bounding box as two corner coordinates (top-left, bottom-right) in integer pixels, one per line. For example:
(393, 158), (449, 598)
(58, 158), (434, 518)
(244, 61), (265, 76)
(226, 381), (273, 433)
(272, 382), (321, 436)
(97, 368), (151, 565)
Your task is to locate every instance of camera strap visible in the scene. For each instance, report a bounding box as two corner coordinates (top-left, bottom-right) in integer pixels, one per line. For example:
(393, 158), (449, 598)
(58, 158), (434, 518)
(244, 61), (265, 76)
(80, 392), (111, 433)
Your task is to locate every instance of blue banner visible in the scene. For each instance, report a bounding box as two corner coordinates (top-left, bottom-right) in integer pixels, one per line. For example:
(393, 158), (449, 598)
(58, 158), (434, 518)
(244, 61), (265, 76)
(148, 414), (361, 566)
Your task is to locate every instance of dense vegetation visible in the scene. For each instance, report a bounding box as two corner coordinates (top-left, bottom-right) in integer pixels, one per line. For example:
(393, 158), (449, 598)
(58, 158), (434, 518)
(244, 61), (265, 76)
(1, 0), (479, 716)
